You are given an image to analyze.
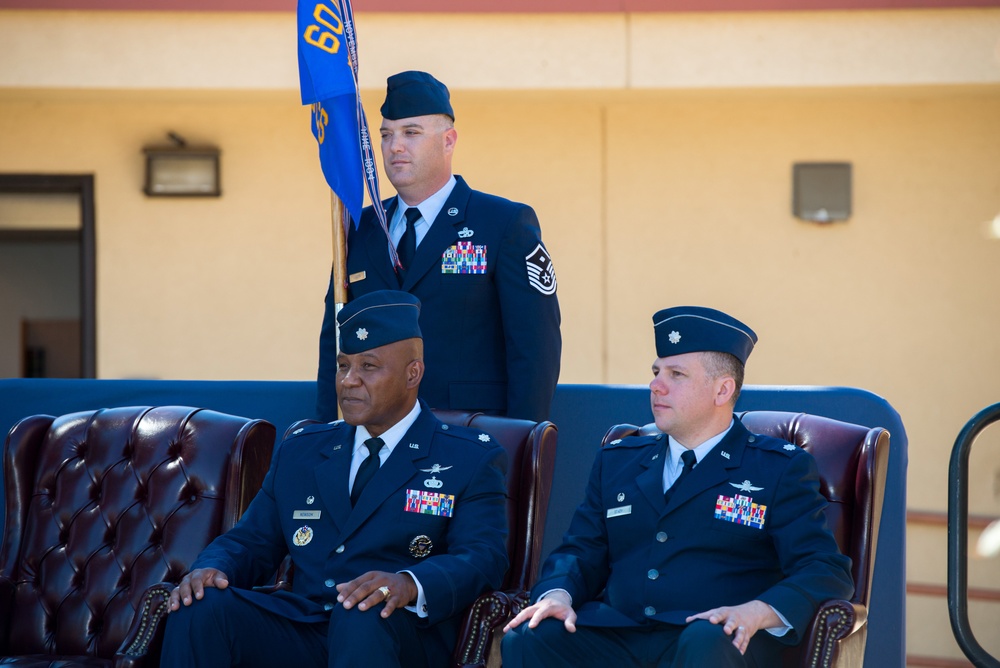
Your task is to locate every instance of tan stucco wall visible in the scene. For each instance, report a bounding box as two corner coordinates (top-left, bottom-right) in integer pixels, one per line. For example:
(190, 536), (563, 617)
(2, 6), (1000, 663)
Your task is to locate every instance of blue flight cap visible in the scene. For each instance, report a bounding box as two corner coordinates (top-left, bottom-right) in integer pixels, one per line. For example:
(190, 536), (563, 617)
(380, 71), (454, 121)
(652, 306), (758, 365)
(338, 291), (422, 355)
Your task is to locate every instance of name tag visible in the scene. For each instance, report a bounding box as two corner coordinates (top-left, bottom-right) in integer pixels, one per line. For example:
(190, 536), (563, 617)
(607, 505), (632, 518)
(293, 510), (321, 520)
(349, 271), (366, 283)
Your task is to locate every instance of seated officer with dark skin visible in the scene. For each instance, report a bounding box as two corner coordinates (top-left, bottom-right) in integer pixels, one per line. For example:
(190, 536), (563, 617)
(502, 306), (854, 668)
(161, 290), (509, 668)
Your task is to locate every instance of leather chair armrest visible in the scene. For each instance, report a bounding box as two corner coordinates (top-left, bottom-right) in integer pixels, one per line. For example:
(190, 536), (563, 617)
(253, 554), (294, 595)
(251, 581), (292, 595)
(112, 582), (174, 668)
(452, 589), (527, 668)
(802, 600), (868, 668)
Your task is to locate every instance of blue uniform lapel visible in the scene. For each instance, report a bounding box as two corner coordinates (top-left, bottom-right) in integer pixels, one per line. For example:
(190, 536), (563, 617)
(314, 425), (356, 532)
(360, 198), (401, 288)
(636, 439), (669, 512)
(337, 409), (435, 541)
(400, 177), (472, 291)
(664, 419), (748, 514)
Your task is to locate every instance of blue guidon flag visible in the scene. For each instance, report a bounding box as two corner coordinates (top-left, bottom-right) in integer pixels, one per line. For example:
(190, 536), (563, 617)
(297, 0), (393, 255)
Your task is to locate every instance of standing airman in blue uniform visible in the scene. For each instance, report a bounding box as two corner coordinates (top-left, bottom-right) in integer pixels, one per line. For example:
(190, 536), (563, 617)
(162, 290), (509, 667)
(502, 306), (854, 667)
(317, 70), (561, 423)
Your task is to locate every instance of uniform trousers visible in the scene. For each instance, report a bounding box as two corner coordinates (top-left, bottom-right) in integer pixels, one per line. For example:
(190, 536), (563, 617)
(501, 618), (782, 668)
(160, 588), (442, 668)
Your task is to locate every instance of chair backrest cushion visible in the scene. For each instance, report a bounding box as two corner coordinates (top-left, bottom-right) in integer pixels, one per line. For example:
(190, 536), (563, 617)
(0, 406), (275, 659)
(432, 411), (557, 590)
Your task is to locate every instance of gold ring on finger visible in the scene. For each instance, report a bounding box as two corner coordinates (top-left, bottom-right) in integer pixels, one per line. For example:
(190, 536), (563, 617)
(378, 585), (390, 597)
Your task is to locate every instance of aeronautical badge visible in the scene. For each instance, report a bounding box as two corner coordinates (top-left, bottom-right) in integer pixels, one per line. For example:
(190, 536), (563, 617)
(525, 244), (557, 295)
(409, 535), (433, 558)
(730, 480), (763, 493)
(292, 525), (314, 546)
(420, 464), (453, 474)
(714, 494), (767, 530)
(356, 328), (368, 341)
(441, 242), (487, 274)
(668, 330), (681, 344)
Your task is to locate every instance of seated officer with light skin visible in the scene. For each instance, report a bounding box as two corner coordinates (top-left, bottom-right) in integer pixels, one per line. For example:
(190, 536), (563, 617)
(502, 306), (853, 668)
(161, 290), (509, 668)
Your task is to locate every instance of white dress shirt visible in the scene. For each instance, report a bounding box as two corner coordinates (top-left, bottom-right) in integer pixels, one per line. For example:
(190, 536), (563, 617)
(388, 175), (458, 250)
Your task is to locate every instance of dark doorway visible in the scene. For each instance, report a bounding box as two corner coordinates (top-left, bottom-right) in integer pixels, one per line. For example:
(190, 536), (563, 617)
(0, 175), (96, 378)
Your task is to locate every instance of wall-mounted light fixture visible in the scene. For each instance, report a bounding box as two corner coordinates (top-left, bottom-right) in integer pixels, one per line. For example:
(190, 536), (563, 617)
(143, 132), (221, 197)
(793, 162), (851, 223)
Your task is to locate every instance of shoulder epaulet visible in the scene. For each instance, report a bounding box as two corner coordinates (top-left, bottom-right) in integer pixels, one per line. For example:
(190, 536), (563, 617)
(285, 419), (344, 440)
(746, 432), (800, 457)
(437, 422), (498, 450)
(606, 433), (664, 449)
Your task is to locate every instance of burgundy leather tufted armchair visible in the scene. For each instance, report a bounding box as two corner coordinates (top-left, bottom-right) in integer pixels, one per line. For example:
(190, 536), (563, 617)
(602, 410), (890, 668)
(0, 406), (275, 668)
(436, 412), (557, 668)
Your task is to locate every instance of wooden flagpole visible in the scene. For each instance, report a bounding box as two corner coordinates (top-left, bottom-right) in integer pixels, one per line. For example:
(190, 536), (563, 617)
(331, 191), (348, 419)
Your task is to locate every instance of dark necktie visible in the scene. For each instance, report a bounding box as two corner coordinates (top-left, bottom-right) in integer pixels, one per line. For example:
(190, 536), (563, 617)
(397, 208), (421, 285)
(664, 449), (697, 504)
(351, 437), (384, 507)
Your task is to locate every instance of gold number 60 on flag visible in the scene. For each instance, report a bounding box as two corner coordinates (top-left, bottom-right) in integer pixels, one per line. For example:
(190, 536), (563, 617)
(303, 3), (344, 54)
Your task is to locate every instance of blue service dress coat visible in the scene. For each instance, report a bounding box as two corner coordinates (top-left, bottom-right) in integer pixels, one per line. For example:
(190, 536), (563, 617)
(533, 418), (853, 645)
(187, 405), (509, 655)
(317, 175), (561, 423)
